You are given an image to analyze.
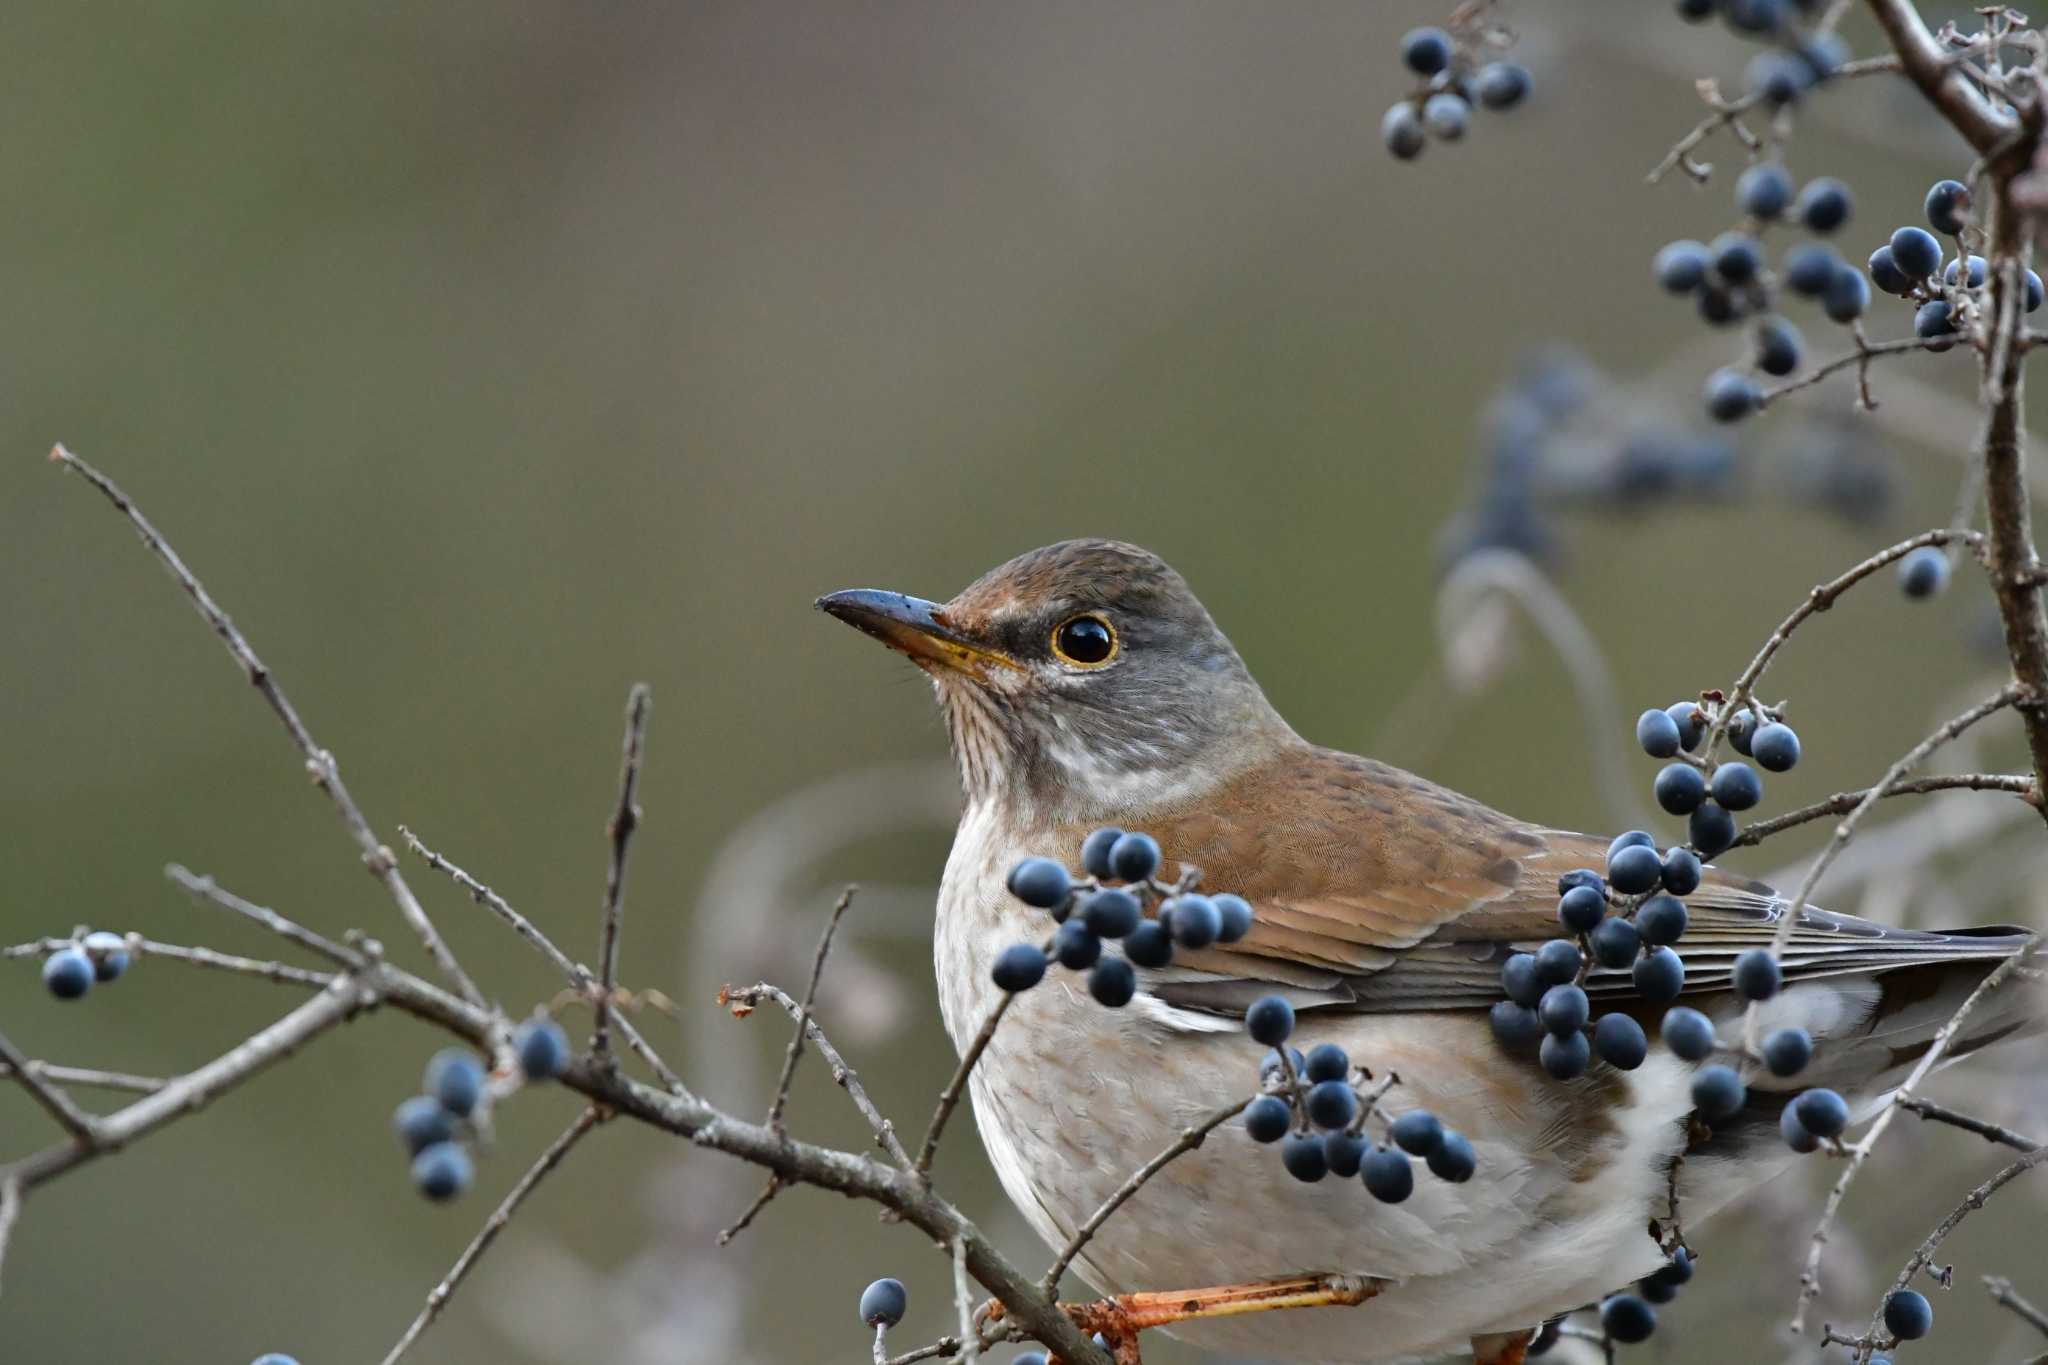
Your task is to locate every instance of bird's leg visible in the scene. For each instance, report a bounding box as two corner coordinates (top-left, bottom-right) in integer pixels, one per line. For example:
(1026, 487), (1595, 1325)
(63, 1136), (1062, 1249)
(996, 1274), (1385, 1364)
(1470, 1327), (1536, 1365)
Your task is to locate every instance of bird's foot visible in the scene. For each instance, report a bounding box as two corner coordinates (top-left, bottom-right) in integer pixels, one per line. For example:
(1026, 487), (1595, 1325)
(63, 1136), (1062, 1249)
(1470, 1327), (1536, 1365)
(993, 1273), (1385, 1364)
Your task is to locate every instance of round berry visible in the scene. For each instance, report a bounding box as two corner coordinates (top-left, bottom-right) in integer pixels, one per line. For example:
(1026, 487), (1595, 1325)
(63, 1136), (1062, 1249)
(1735, 163), (1793, 220)
(1733, 947), (1782, 1000)
(1899, 546), (1951, 599)
(411, 1141), (474, 1201)
(1890, 226), (1942, 281)
(1751, 722), (1801, 772)
(1593, 1013), (1649, 1070)
(991, 943), (1048, 993)
(1652, 1247), (1695, 1288)
(1796, 177), (1852, 233)
(1600, 1293), (1657, 1344)
(1211, 893), (1254, 943)
(859, 1277), (909, 1328)
(81, 931), (129, 982)
(1307, 1079), (1358, 1131)
(1323, 1130), (1366, 1177)
(1474, 62), (1530, 109)
(1729, 708), (1757, 755)
(1661, 848), (1702, 896)
(1362, 1146), (1415, 1203)
(1925, 178), (1971, 235)
(1540, 1030), (1591, 1080)
(1710, 761), (1763, 812)
(1757, 316), (1803, 377)
(1692, 1063), (1747, 1122)
(1699, 286), (1742, 327)
(1401, 26), (1453, 75)
(251, 1356), (301, 1365)
(1502, 952), (1545, 1008)
(1260, 1046), (1306, 1083)
(1781, 1103), (1819, 1153)
(1079, 827), (1124, 879)
(1304, 1042), (1351, 1084)
(1885, 1289), (1933, 1340)
(1689, 801), (1737, 859)
(1534, 938), (1583, 986)
(1088, 956), (1136, 1007)
(1665, 706), (1704, 751)
(1711, 232), (1763, 285)
(1490, 1000), (1542, 1048)
(1558, 884), (1607, 934)
(1107, 832), (1160, 883)
(1915, 299), (1958, 348)
(1634, 946), (1685, 1003)
(1122, 919), (1174, 969)
(1281, 1131), (1329, 1182)
(1654, 762), (1707, 816)
(1015, 1354), (1049, 1365)
(513, 1016), (570, 1080)
(1636, 895), (1689, 946)
(1799, 32), (1849, 79)
(1427, 1129), (1477, 1182)
(1705, 368), (1761, 424)
(1944, 254), (1987, 289)
(1824, 263), (1872, 322)
(1247, 995), (1296, 1046)
(1793, 1086), (1850, 1138)
(1783, 242), (1840, 297)
(1662, 1007), (1716, 1061)
(1006, 857), (1071, 910)
(2028, 269), (2045, 313)
(1081, 887), (1142, 939)
(1639, 1275), (1678, 1305)
(1763, 1026), (1814, 1078)
(1637, 705), (1684, 755)
(1590, 917), (1640, 969)
(1243, 1094), (1292, 1144)
(393, 1095), (456, 1156)
(1558, 868), (1605, 897)
(1166, 894), (1222, 949)
(1867, 245), (1911, 296)
(42, 947), (93, 1000)
(1676, 0), (1716, 18)
(1612, 827), (1660, 857)
(1381, 103), (1426, 161)
(1608, 842), (1665, 896)
(424, 1049), (485, 1117)
(1422, 93), (1470, 141)
(1539, 983), (1589, 1037)
(1390, 1109), (1445, 1157)
(1748, 51), (1808, 105)
(1054, 921), (1102, 970)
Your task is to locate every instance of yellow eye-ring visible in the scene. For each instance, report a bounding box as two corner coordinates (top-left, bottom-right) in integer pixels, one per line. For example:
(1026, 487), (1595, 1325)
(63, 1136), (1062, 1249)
(1050, 614), (1116, 667)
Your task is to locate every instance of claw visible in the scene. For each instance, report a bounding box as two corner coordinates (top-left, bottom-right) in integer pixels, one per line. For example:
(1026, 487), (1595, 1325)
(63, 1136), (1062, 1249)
(991, 1273), (1385, 1365)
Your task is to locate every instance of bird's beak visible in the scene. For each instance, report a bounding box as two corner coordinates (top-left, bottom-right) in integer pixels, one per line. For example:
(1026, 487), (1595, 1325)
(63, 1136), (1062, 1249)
(816, 588), (1022, 679)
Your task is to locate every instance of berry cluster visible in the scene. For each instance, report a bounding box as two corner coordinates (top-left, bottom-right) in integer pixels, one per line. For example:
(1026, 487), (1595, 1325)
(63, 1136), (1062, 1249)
(1239, 994), (1477, 1201)
(1380, 22), (1530, 161)
(994, 829), (1254, 1009)
(39, 930), (132, 999)
(1862, 180), (2044, 353)
(1594, 1245), (1695, 1348)
(1674, 0), (1852, 91)
(390, 1017), (569, 1202)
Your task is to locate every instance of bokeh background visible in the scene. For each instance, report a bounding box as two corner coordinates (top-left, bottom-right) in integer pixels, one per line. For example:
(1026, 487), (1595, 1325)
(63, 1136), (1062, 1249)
(3, 3), (2045, 1362)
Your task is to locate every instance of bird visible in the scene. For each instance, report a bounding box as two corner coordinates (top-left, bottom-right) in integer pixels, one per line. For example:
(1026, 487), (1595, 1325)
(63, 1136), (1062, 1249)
(817, 538), (2037, 1364)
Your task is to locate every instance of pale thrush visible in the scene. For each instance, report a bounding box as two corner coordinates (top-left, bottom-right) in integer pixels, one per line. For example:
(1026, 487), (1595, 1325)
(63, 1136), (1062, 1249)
(819, 539), (2033, 1363)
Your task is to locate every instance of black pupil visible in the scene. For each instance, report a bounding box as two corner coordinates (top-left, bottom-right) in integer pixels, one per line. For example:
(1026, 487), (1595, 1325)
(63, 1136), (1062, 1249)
(1057, 618), (1113, 664)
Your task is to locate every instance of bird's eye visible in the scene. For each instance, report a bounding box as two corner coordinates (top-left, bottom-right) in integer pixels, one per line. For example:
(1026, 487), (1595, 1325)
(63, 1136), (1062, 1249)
(1050, 614), (1116, 667)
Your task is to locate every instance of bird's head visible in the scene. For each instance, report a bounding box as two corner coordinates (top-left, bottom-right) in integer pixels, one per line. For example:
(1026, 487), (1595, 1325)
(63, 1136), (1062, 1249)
(819, 539), (1294, 817)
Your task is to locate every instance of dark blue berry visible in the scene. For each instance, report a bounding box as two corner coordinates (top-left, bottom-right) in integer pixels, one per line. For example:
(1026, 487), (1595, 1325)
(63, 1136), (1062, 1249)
(1612, 828), (1660, 857)
(1608, 842), (1665, 896)
(1534, 938), (1583, 986)
(1689, 801), (1737, 858)
(82, 931), (129, 982)
(1899, 546), (1950, 599)
(1081, 887), (1142, 939)
(1361, 1146), (1415, 1202)
(1427, 1130), (1476, 1181)
(1247, 995), (1296, 1046)
(1382, 104), (1426, 161)
(1793, 1086), (1849, 1138)
(1867, 245), (1911, 295)
(859, 1277), (908, 1328)
(1890, 226), (1941, 281)
(1166, 895), (1222, 948)
(1885, 1289), (1933, 1340)
(1726, 0), (1785, 34)
(1211, 893), (1254, 943)
(1281, 1131), (1329, 1182)
(1474, 62), (1530, 109)
(1925, 179), (1970, 235)
(513, 1017), (570, 1080)
(393, 1095), (455, 1156)
(1796, 177), (1852, 233)
(1748, 51), (1808, 105)
(1705, 368), (1761, 423)
(1781, 1103), (1819, 1153)
(1601, 1293), (1657, 1344)
(1692, 1063), (1746, 1122)
(1824, 263), (1872, 322)
(1490, 1000), (1543, 1048)
(1593, 1013), (1648, 1070)
(1590, 917), (1640, 969)
(1502, 953), (1545, 1007)
(1122, 920), (1174, 968)
(1661, 848), (1702, 896)
(1558, 884), (1607, 934)
(992, 943), (1048, 992)
(1088, 956), (1136, 1007)
(1390, 1110), (1444, 1156)
(1540, 1030), (1591, 1080)
(1539, 983), (1589, 1036)
(1304, 1042), (1351, 1084)
(1662, 1006), (1716, 1061)
(1654, 762), (1707, 815)
(1401, 27), (1453, 75)
(1307, 1079), (1358, 1130)
(1423, 93), (1470, 140)
(1244, 1095), (1292, 1144)
(1080, 827), (1123, 879)
(1636, 895), (1688, 946)
(1634, 946), (1685, 1003)
(1260, 1046), (1307, 1082)
(1736, 163), (1793, 219)
(1729, 708), (1757, 755)
(1710, 761), (1763, 811)
(1054, 921), (1102, 970)
(1637, 706), (1684, 755)
(2028, 270), (2045, 313)
(1763, 1026), (1813, 1077)
(1651, 1248), (1694, 1288)
(1639, 1275), (1679, 1304)
(1751, 722), (1801, 772)
(1677, 0), (1717, 18)
(251, 1356), (301, 1365)
(42, 948), (93, 1000)
(425, 1049), (485, 1117)
(412, 1141), (473, 1201)
(1559, 868), (1605, 896)
(1107, 832), (1160, 883)
(1783, 242), (1840, 297)
(1944, 254), (1987, 288)
(1733, 947), (1781, 1000)
(1323, 1130), (1366, 1177)
(1014, 1354), (1049, 1365)
(1006, 857), (1072, 910)
(1798, 32), (1850, 79)
(1699, 286), (1742, 327)
(1915, 299), (1958, 348)
(1757, 316), (1803, 377)
(1711, 232), (1762, 284)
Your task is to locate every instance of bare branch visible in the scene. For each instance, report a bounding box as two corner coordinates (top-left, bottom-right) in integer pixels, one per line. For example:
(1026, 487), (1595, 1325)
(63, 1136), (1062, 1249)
(722, 982), (914, 1169)
(1866, 0), (2017, 153)
(1727, 773), (2037, 849)
(163, 865), (362, 968)
(0, 1176), (20, 1298)
(1988, 1276), (2048, 1340)
(1756, 334), (1962, 409)
(6, 936), (335, 989)
(0, 1063), (166, 1095)
(916, 994), (1017, 1180)
(0, 1029), (96, 1140)
(767, 885), (858, 1135)
(592, 684), (651, 1061)
(1868, 1145), (2048, 1340)
(1898, 1097), (2042, 1152)
(715, 1175), (785, 1246)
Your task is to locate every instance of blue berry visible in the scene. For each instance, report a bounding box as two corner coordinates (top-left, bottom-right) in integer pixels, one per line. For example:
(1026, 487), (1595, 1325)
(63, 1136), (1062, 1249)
(1763, 1026), (1813, 1077)
(1558, 884), (1607, 934)
(1710, 761), (1763, 811)
(393, 1095), (456, 1156)
(42, 947), (93, 1000)
(1390, 1109), (1444, 1157)
(1054, 921), (1102, 970)
(1323, 1130), (1367, 1177)
(1490, 1001), (1542, 1048)
(1824, 263), (1872, 322)
(1423, 93), (1470, 141)
(1081, 887), (1142, 939)
(1401, 27), (1453, 75)
(1080, 827), (1123, 879)
(1689, 801), (1737, 859)
(1014, 1354), (1049, 1365)
(1539, 983), (1589, 1037)
(859, 1277), (908, 1328)
(513, 1017), (570, 1080)
(1006, 857), (1071, 910)
(1793, 1086), (1850, 1138)
(1733, 947), (1782, 1000)
(412, 1141), (474, 1201)
(1698, 286), (1742, 327)
(1590, 917), (1640, 969)
(1729, 708), (1756, 755)
(1692, 1064), (1747, 1122)
(1661, 848), (1702, 896)
(251, 1356), (301, 1365)
(81, 931), (129, 982)
(1796, 177), (1852, 233)
(1781, 1103), (1819, 1153)
(1662, 1007), (1716, 1061)
(1361, 1146), (1415, 1203)
(992, 943), (1048, 992)
(1925, 178), (1970, 235)
(1783, 242), (1840, 297)
(1944, 254), (1987, 289)
(1540, 1030), (1590, 1080)
(1243, 1095), (1292, 1144)
(1639, 1275), (1678, 1305)
(1651, 240), (1707, 292)
(1502, 953), (1545, 1007)
(1890, 226), (1941, 281)
(1259, 1046), (1306, 1082)
(1667, 705), (1705, 751)
(1612, 828), (1660, 857)
(1247, 995), (1296, 1046)
(1427, 1129), (1476, 1181)
(1534, 938), (1583, 986)
(1711, 232), (1762, 285)
(1885, 1289), (1933, 1340)
(1676, 0), (1716, 19)
(1211, 893), (1254, 943)
(1600, 1293), (1657, 1344)
(1107, 832), (1160, 883)
(1705, 368), (1761, 423)
(1751, 722), (1801, 772)
(1748, 51), (1808, 105)
(1636, 706), (1684, 755)
(1654, 762), (1707, 815)
(1558, 868), (1605, 896)
(1634, 947), (1685, 1003)
(1307, 1079), (1358, 1130)
(1650, 1247), (1694, 1287)
(1757, 316), (1803, 377)
(1867, 245), (1911, 295)
(1122, 919), (1174, 968)
(1166, 894), (1222, 948)
(1608, 842), (1665, 896)
(1281, 1131), (1329, 1182)
(1474, 62), (1530, 110)
(425, 1049), (485, 1117)
(1899, 546), (1951, 599)
(1593, 1013), (1648, 1070)
(1088, 956), (1136, 1007)
(1636, 895), (1688, 946)
(1382, 104), (1426, 161)
(2028, 270), (2045, 313)
(1736, 163), (1793, 219)
(1304, 1042), (1351, 1083)
(1915, 299), (1958, 348)
(1798, 32), (1850, 79)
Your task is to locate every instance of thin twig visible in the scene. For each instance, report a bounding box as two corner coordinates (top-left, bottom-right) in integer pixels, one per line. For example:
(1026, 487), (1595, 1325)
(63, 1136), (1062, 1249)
(767, 885), (858, 1135)
(1898, 1097), (2042, 1151)
(1867, 1145), (2048, 1343)
(1042, 1096), (1252, 1296)
(1988, 1276), (2048, 1339)
(0, 1063), (166, 1095)
(716, 1175), (784, 1246)
(0, 1175), (20, 1299)
(1645, 56), (1902, 184)
(592, 684), (651, 1061)
(378, 1105), (606, 1365)
(1757, 333), (1963, 408)
(50, 445), (485, 1009)
(1728, 773), (2037, 849)
(722, 983), (915, 1169)
(916, 995), (1017, 1179)
(163, 865), (362, 967)
(882, 1336), (965, 1365)
(5, 936), (335, 989)
(1866, 0), (2016, 154)
(954, 1235), (983, 1365)
(0, 1029), (96, 1139)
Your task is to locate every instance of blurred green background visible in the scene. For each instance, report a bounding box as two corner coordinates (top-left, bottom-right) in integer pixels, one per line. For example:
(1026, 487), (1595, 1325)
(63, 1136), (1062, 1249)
(3, 3), (2044, 1362)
